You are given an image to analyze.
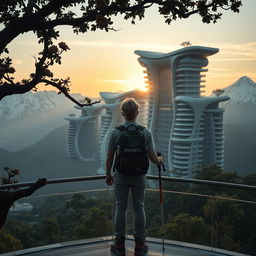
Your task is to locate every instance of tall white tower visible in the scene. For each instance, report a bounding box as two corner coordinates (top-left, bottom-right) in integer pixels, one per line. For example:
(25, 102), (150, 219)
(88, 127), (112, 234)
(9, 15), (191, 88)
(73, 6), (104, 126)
(135, 46), (229, 177)
(65, 104), (104, 161)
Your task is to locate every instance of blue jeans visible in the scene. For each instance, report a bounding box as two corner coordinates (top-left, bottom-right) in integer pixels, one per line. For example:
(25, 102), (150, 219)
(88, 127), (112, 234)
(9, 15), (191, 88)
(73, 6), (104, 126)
(114, 173), (146, 241)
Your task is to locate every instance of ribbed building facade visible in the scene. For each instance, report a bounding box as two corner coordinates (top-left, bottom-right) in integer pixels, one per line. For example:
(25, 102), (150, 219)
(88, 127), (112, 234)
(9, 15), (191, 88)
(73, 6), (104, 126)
(65, 105), (103, 161)
(66, 46), (229, 178)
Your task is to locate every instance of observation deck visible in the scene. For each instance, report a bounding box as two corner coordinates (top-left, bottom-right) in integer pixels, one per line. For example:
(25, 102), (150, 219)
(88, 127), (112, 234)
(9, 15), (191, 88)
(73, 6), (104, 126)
(2, 236), (249, 256)
(1, 175), (255, 256)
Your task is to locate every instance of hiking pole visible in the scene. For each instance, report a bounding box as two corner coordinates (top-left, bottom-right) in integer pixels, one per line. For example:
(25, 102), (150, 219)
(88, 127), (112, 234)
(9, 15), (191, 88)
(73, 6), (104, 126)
(157, 152), (165, 253)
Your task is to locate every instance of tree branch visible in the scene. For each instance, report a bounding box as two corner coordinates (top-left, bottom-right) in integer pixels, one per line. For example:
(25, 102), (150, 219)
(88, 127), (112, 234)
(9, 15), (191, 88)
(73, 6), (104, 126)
(40, 79), (101, 107)
(0, 79), (39, 100)
(36, 0), (163, 29)
(35, 31), (50, 74)
(180, 1), (217, 18)
(0, 31), (52, 100)
(0, 0), (241, 52)
(2, 73), (14, 85)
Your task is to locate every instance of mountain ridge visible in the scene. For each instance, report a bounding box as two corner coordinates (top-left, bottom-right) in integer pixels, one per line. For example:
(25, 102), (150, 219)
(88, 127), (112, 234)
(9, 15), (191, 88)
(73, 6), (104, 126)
(220, 76), (256, 175)
(0, 90), (84, 121)
(0, 90), (90, 151)
(221, 76), (256, 104)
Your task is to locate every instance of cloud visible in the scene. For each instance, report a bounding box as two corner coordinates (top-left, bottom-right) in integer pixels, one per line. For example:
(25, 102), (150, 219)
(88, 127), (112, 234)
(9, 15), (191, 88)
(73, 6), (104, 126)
(219, 42), (256, 56)
(209, 67), (230, 71)
(208, 73), (234, 78)
(13, 59), (23, 65)
(69, 40), (256, 62)
(18, 38), (256, 62)
(98, 79), (136, 84)
(67, 39), (177, 52)
(201, 41), (256, 61)
(211, 58), (256, 62)
(97, 76), (147, 91)
(208, 71), (256, 81)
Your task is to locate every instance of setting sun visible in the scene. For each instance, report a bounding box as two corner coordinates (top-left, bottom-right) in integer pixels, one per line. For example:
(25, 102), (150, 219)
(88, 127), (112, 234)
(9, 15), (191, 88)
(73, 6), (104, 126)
(128, 75), (148, 92)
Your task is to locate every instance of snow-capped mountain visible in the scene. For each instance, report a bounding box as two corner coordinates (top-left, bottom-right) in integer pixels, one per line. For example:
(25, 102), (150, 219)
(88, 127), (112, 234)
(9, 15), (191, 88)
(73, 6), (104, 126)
(221, 76), (256, 104)
(219, 76), (256, 176)
(0, 91), (83, 121)
(0, 91), (86, 151)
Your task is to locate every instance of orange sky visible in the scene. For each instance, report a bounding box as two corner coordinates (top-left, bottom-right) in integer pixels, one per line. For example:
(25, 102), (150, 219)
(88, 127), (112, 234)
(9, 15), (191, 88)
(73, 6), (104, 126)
(8, 1), (256, 97)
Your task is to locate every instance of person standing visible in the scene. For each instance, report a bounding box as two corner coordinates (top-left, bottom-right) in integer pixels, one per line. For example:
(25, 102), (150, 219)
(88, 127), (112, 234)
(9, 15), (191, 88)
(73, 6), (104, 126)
(105, 98), (163, 256)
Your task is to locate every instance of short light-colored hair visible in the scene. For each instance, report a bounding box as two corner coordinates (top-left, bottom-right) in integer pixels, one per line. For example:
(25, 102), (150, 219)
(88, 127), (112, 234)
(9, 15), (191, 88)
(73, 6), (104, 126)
(120, 98), (140, 120)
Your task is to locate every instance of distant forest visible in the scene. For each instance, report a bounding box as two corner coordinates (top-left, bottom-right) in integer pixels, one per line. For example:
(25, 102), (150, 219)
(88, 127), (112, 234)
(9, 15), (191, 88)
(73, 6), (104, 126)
(1, 165), (256, 255)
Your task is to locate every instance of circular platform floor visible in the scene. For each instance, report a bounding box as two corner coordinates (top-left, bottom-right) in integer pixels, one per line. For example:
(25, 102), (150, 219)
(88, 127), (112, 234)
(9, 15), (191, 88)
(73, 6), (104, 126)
(2, 237), (249, 256)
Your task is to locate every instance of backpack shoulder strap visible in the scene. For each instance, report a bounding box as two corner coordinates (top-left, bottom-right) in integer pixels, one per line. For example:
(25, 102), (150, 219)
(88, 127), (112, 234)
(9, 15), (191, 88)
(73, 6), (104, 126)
(137, 125), (145, 131)
(116, 124), (145, 132)
(115, 125), (126, 132)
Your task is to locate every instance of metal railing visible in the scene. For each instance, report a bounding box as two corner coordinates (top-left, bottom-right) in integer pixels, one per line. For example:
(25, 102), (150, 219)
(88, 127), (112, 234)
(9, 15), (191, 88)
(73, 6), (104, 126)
(1, 174), (256, 191)
(1, 175), (256, 256)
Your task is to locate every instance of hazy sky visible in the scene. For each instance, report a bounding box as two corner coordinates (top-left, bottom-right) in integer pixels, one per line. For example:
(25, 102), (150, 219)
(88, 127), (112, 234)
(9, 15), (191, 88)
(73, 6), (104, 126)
(8, 0), (256, 97)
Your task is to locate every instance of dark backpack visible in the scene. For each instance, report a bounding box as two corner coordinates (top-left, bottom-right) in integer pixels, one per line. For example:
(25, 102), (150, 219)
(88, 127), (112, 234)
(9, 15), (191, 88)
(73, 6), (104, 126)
(114, 124), (149, 175)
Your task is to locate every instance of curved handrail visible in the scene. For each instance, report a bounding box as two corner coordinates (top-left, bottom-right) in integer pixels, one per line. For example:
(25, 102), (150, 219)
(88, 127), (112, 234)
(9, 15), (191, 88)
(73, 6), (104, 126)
(147, 175), (256, 191)
(0, 175), (256, 191)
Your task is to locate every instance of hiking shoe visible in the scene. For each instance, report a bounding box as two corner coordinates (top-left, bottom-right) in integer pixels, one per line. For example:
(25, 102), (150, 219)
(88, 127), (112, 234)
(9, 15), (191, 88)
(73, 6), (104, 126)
(134, 240), (148, 256)
(111, 236), (125, 256)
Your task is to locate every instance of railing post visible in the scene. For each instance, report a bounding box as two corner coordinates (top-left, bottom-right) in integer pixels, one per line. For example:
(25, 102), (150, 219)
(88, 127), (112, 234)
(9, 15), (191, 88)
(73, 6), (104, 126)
(210, 196), (214, 251)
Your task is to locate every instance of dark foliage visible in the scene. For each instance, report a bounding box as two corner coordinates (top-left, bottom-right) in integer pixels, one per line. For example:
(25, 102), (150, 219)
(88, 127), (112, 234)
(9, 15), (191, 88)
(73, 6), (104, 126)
(0, 0), (242, 103)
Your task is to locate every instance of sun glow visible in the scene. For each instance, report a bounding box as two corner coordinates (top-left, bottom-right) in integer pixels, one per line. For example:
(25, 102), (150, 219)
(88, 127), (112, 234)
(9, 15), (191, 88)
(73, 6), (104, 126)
(127, 75), (148, 92)
(103, 74), (148, 93)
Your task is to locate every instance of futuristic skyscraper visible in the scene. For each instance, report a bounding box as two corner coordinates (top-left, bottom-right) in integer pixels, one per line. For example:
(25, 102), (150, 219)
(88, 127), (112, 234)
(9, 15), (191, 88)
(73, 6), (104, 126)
(66, 46), (229, 178)
(135, 46), (229, 177)
(66, 104), (103, 161)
